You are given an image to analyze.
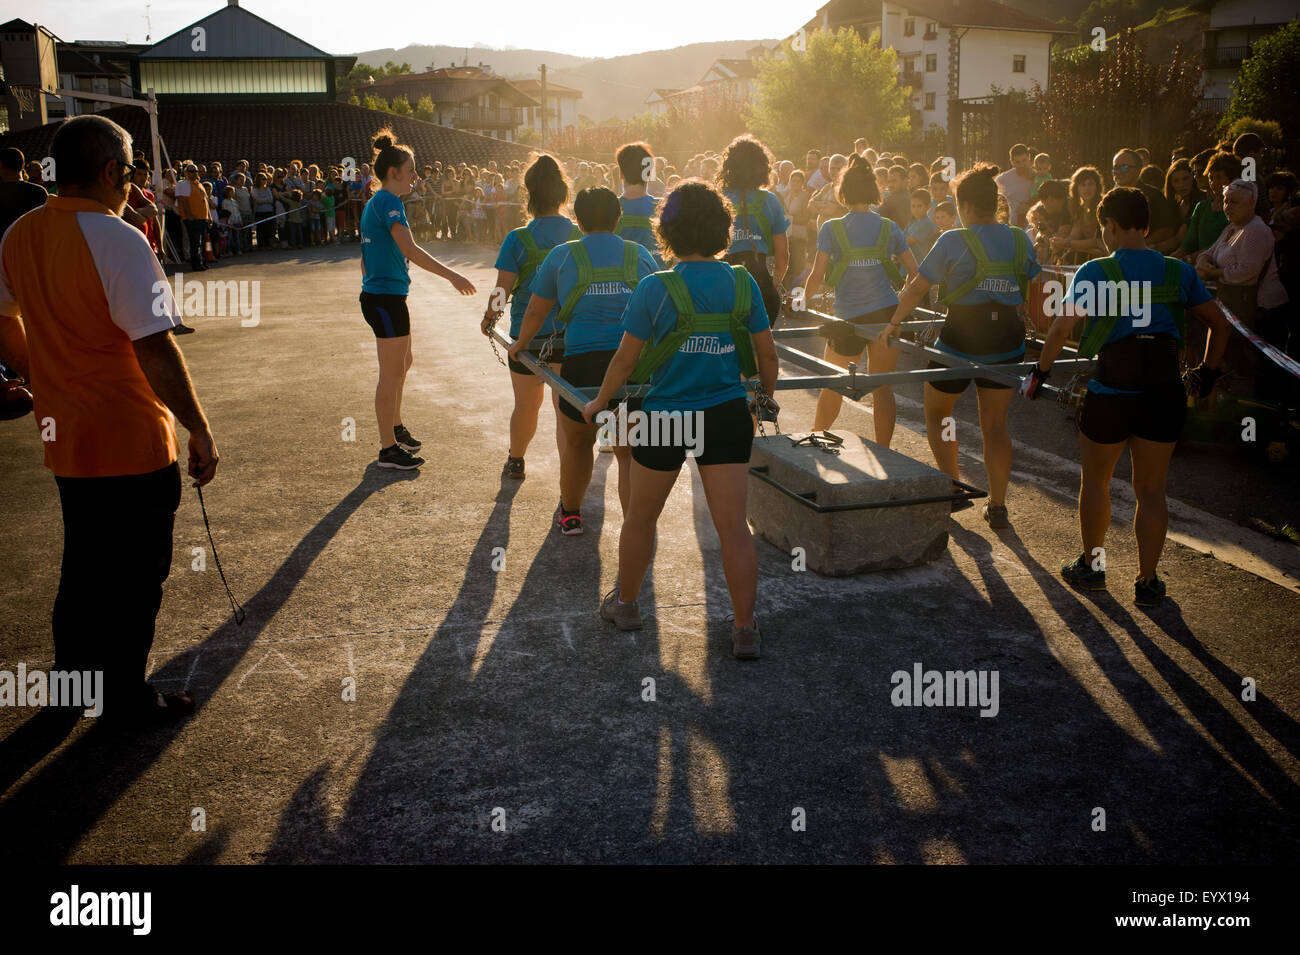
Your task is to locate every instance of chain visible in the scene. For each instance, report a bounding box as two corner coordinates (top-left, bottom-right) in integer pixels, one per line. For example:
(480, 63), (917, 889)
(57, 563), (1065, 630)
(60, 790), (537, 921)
(486, 312), (508, 368)
(751, 381), (781, 437)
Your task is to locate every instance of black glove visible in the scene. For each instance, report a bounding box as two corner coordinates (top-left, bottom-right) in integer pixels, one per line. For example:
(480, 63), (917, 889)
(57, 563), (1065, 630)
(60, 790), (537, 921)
(1182, 364), (1222, 399)
(1018, 362), (1050, 400)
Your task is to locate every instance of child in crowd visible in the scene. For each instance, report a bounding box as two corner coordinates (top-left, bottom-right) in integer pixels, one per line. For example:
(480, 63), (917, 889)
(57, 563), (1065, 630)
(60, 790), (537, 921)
(321, 185), (336, 243)
(221, 185), (243, 254)
(906, 187), (940, 259)
(1031, 153), (1053, 199)
(308, 189), (324, 246)
(283, 188), (304, 249)
(1026, 179), (1073, 264)
(932, 201), (957, 236)
(203, 181), (220, 260)
(469, 186), (487, 242)
(274, 193), (288, 247)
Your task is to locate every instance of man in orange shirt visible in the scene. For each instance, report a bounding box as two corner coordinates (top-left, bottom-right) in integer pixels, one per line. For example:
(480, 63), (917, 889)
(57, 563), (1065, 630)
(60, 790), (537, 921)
(0, 115), (219, 726)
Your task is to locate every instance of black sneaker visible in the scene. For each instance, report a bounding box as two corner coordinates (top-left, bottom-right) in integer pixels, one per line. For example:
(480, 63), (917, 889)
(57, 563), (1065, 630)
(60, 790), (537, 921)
(951, 484), (973, 512)
(554, 501), (582, 535)
(173, 323), (196, 335)
(378, 444), (423, 470)
(1061, 553), (1106, 590)
(393, 423), (421, 451)
(982, 502), (1009, 528)
(503, 456), (525, 479)
(1135, 573), (1166, 607)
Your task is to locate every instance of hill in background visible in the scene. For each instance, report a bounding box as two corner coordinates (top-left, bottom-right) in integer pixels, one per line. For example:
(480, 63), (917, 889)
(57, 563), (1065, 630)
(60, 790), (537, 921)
(354, 39), (775, 123)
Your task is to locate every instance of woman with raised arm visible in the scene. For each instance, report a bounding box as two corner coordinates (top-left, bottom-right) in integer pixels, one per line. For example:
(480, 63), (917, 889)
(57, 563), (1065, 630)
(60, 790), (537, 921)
(360, 128), (477, 470)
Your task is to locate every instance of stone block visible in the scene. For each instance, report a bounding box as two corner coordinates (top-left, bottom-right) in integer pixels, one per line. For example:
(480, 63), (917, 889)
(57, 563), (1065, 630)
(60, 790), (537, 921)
(748, 432), (953, 575)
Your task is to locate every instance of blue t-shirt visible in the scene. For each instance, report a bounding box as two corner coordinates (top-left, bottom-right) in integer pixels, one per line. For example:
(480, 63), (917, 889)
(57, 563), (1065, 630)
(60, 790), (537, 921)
(919, 224), (1042, 306)
(906, 215), (940, 257)
(360, 189), (410, 295)
(622, 261), (770, 412)
(531, 233), (659, 355)
(815, 211), (908, 318)
(722, 188), (790, 256)
(493, 214), (577, 338)
(1067, 248), (1211, 395)
(617, 195), (665, 269)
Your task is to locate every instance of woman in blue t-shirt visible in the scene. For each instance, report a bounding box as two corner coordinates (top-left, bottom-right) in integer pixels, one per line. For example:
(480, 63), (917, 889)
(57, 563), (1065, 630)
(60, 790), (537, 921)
(481, 154), (580, 480)
(360, 129), (476, 470)
(882, 163), (1041, 528)
(716, 135), (790, 328)
(803, 156), (919, 444)
(1026, 186), (1230, 606)
(581, 181), (779, 660)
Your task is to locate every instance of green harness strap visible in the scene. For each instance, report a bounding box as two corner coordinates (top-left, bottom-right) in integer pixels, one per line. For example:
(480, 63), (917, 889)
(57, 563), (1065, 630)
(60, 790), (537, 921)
(935, 227), (1029, 306)
(630, 266), (756, 383)
(736, 189), (774, 253)
(1077, 255), (1185, 359)
(510, 223), (583, 296)
(824, 216), (904, 289)
(555, 238), (642, 327)
(616, 214), (654, 233)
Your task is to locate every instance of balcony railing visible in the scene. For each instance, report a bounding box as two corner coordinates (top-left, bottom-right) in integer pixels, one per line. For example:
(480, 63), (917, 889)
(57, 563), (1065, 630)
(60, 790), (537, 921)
(923, 30), (938, 40)
(454, 105), (522, 127)
(902, 72), (924, 89)
(1205, 45), (1251, 68)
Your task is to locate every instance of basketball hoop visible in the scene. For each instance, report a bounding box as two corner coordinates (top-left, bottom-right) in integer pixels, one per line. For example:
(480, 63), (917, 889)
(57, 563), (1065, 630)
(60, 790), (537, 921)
(10, 84), (40, 117)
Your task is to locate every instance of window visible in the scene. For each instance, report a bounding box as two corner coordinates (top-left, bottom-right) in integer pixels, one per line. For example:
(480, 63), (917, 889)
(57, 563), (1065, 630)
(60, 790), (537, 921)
(926, 22), (937, 36)
(924, 92), (936, 110)
(1013, 55), (1026, 73)
(904, 19), (915, 37)
(926, 54), (937, 72)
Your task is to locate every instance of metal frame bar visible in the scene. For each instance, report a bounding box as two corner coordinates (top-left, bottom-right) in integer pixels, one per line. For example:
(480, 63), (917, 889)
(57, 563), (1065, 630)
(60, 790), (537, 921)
(490, 301), (1097, 414)
(749, 465), (987, 513)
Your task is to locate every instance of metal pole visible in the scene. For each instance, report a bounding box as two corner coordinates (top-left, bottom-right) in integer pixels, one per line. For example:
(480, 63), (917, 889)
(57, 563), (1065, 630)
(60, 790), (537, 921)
(147, 89), (162, 192)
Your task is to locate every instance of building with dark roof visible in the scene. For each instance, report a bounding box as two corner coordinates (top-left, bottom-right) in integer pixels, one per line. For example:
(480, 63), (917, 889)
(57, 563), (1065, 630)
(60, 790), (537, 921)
(360, 66), (539, 141)
(1, 1), (552, 168)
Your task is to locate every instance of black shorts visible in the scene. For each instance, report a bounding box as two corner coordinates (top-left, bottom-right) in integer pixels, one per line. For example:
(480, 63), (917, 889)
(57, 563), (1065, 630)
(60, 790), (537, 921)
(927, 302), (1025, 394)
(359, 292), (410, 339)
(822, 305), (896, 355)
(631, 397), (754, 471)
(1079, 384), (1187, 444)
(558, 349), (619, 423)
(724, 251), (781, 327)
(508, 338), (565, 376)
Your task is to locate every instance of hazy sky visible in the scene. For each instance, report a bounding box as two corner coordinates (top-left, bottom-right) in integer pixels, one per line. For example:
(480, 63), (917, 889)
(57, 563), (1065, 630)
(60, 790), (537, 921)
(7, 0), (800, 59)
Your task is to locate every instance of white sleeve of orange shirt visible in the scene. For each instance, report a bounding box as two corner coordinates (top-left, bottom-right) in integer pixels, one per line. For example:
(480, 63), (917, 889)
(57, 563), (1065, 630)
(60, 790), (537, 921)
(0, 223), (21, 318)
(78, 211), (179, 340)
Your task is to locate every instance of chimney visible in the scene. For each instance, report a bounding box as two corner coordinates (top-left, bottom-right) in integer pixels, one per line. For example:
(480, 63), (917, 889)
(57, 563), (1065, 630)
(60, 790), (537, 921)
(228, 0), (239, 7)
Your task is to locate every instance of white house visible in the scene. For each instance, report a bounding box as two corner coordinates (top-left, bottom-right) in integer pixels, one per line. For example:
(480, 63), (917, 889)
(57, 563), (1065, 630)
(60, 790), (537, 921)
(644, 88), (679, 116)
(655, 57), (761, 118)
(789, 0), (1068, 136)
(512, 77), (582, 134)
(1193, 0), (1298, 112)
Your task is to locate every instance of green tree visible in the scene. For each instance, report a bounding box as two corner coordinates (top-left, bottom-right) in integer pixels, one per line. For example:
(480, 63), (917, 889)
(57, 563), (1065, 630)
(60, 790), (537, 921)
(361, 93), (388, 112)
(746, 28), (911, 156)
(390, 94), (412, 115)
(1224, 21), (1300, 144)
(414, 95), (436, 122)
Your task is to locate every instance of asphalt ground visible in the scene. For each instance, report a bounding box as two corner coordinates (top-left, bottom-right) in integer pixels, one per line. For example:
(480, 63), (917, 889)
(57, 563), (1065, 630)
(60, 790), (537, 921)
(1, 240), (1297, 864)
